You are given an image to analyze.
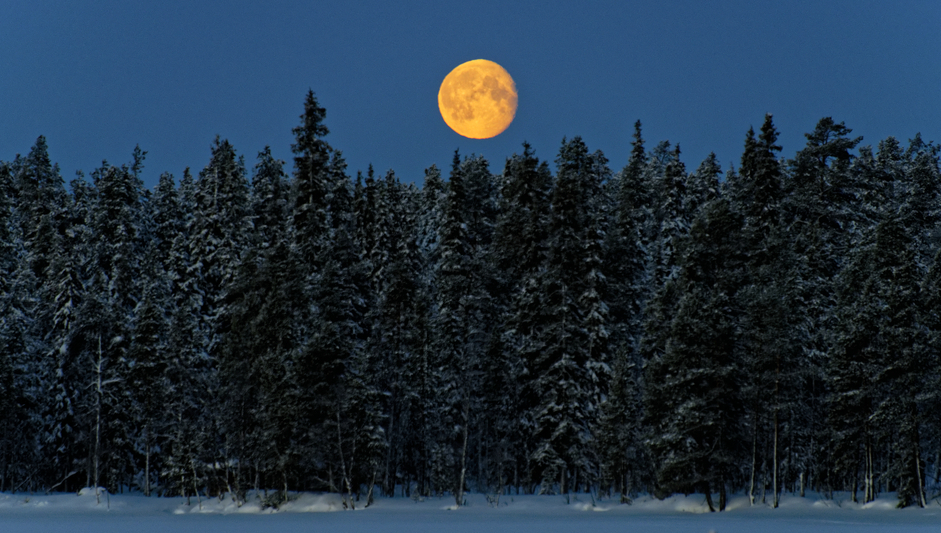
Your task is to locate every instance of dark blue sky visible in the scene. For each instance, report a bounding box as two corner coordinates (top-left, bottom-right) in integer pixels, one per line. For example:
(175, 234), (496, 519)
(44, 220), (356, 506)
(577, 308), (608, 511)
(3, 1), (940, 190)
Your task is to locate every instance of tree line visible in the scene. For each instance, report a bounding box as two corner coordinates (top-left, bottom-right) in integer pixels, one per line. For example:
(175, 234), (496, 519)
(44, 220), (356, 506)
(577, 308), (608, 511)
(1, 91), (940, 510)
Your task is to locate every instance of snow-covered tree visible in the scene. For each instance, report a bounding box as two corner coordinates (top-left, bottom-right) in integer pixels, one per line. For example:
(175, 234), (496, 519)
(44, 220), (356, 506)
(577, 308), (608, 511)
(784, 118), (864, 496)
(728, 115), (798, 507)
(492, 143), (553, 495)
(529, 137), (609, 496)
(644, 197), (745, 512)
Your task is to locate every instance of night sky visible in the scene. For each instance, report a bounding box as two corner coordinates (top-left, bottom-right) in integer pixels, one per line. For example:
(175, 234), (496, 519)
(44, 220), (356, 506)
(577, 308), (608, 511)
(3, 0), (940, 190)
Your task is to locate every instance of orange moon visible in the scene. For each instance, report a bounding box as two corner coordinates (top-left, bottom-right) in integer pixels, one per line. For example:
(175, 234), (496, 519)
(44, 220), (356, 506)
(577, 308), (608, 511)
(438, 59), (517, 139)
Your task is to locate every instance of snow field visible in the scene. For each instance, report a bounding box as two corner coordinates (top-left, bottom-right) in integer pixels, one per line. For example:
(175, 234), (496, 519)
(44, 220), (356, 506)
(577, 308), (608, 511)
(1, 490), (940, 532)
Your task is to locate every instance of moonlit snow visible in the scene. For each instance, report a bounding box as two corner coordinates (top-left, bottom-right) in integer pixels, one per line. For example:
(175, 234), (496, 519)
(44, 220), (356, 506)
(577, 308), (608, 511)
(1, 490), (940, 532)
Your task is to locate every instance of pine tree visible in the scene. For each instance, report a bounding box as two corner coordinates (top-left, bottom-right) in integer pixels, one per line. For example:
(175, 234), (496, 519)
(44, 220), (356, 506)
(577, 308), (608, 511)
(15, 136), (69, 286)
(324, 153), (386, 505)
(595, 127), (651, 501)
(126, 266), (171, 495)
(830, 214), (921, 505)
(492, 143), (553, 495)
(618, 122), (653, 251)
(291, 90), (332, 268)
(785, 118), (864, 496)
(685, 153), (721, 219)
(251, 146), (290, 251)
(730, 115), (796, 507)
(84, 154), (147, 492)
(139, 172), (185, 494)
(644, 197), (745, 511)
(216, 146), (300, 502)
(428, 153), (499, 503)
(9, 139), (72, 492)
(881, 144), (938, 508)
(638, 146), (691, 434)
(40, 176), (92, 493)
(180, 138), (251, 495)
(0, 161), (43, 491)
(160, 167), (213, 499)
(919, 247), (941, 498)
(530, 138), (609, 496)
(365, 172), (425, 496)
(191, 137), (251, 335)
(432, 154), (472, 501)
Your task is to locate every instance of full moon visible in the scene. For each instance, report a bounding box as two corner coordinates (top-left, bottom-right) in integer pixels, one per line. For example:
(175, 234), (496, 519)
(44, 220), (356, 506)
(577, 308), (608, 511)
(438, 59), (517, 139)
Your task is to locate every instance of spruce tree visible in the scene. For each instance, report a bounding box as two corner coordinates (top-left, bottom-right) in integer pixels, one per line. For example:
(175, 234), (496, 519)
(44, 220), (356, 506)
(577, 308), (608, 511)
(644, 197), (744, 511)
(126, 267), (170, 495)
(730, 115), (796, 507)
(291, 90), (332, 268)
(312, 151), (384, 503)
(596, 128), (651, 501)
(85, 156), (147, 492)
(429, 153), (499, 503)
(186, 138), (251, 493)
(493, 143), (553, 495)
(217, 147), (298, 501)
(785, 118), (864, 496)
(530, 138), (609, 496)
(0, 162), (42, 491)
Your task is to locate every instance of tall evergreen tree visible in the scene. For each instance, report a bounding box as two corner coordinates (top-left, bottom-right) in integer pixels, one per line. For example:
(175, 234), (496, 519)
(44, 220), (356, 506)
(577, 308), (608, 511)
(324, 160), (385, 505)
(40, 176), (92, 493)
(530, 138), (609, 495)
(218, 147), (298, 502)
(185, 138), (251, 493)
(830, 209), (929, 507)
(85, 154), (147, 492)
(493, 144), (553, 495)
(644, 197), (745, 511)
(363, 171), (424, 496)
(730, 115), (796, 507)
(0, 162), (42, 491)
(595, 126), (652, 501)
(429, 153), (499, 503)
(785, 118), (864, 496)
(291, 90), (332, 268)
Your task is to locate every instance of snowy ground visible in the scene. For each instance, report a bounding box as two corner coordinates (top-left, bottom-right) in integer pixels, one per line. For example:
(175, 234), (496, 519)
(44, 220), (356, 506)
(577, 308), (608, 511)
(1, 489), (940, 532)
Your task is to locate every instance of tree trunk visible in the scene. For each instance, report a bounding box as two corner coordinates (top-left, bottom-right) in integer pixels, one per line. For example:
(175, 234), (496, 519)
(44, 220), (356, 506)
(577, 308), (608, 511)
(719, 480), (727, 511)
(366, 469), (377, 508)
(384, 398), (396, 497)
(773, 404), (779, 508)
(914, 439), (926, 508)
(94, 335), (103, 505)
(704, 481), (715, 512)
(192, 460), (202, 510)
(336, 411), (354, 510)
(477, 421), (483, 494)
(772, 356), (780, 509)
(851, 447), (858, 504)
(911, 410), (926, 508)
(456, 403), (469, 507)
(749, 408), (759, 505)
(144, 431), (151, 497)
(865, 430), (874, 503)
(934, 447), (940, 491)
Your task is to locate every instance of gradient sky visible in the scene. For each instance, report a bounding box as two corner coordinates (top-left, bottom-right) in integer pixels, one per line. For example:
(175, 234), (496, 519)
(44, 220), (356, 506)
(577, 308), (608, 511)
(3, 0), (940, 190)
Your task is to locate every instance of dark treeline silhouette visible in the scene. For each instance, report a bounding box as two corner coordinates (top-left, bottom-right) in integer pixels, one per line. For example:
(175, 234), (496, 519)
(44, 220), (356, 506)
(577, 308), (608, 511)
(1, 91), (940, 510)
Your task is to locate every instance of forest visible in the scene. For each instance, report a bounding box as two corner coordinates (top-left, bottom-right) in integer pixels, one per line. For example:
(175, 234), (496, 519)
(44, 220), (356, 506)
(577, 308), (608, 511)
(1, 90), (940, 512)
